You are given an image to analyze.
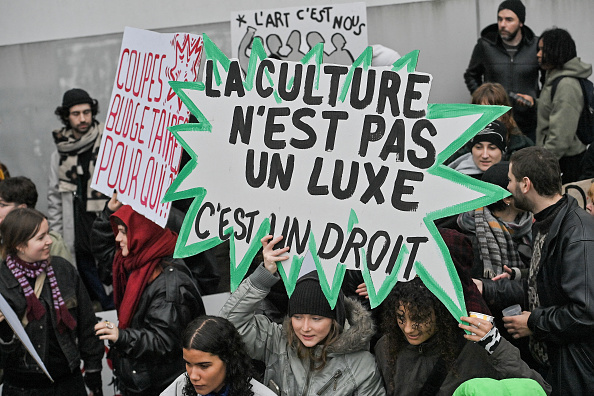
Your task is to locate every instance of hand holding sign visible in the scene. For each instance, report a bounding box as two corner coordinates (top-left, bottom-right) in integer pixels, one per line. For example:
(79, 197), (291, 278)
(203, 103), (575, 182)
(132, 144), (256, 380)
(262, 235), (291, 274)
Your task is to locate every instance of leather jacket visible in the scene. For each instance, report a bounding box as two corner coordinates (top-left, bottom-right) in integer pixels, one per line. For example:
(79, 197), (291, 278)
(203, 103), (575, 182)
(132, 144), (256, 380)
(464, 24), (540, 138)
(109, 260), (206, 395)
(0, 256), (103, 377)
(483, 195), (594, 395)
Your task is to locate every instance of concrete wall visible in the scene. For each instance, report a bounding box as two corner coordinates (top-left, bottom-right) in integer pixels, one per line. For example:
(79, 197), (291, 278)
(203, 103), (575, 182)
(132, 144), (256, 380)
(1, 0), (593, 214)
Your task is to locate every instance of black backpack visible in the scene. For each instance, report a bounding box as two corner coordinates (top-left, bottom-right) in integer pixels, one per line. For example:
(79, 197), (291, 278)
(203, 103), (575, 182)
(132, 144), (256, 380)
(551, 76), (594, 145)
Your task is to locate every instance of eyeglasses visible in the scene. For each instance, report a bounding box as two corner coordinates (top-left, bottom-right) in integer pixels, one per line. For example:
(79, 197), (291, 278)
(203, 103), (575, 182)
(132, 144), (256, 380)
(70, 109), (92, 117)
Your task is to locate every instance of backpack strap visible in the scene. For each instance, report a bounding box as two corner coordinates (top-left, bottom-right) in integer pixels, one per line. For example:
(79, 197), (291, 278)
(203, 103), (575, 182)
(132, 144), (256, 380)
(550, 76), (568, 100)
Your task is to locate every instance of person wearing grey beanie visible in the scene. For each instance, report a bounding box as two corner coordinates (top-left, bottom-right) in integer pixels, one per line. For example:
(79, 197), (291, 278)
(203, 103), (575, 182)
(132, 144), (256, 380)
(219, 235), (386, 395)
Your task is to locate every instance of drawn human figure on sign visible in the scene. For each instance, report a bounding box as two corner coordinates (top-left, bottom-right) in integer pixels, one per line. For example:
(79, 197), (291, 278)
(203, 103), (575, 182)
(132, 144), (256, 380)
(283, 30), (305, 61)
(306, 31), (325, 53)
(266, 34), (283, 59)
(327, 32), (354, 64)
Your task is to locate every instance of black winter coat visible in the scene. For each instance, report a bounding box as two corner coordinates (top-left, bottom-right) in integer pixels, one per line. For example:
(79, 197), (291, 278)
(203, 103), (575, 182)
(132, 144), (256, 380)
(483, 195), (594, 395)
(109, 260), (205, 395)
(464, 24), (540, 139)
(0, 256), (103, 378)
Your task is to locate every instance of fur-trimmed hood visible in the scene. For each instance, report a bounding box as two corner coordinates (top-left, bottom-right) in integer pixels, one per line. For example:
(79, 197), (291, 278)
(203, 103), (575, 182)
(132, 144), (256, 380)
(282, 296), (376, 355)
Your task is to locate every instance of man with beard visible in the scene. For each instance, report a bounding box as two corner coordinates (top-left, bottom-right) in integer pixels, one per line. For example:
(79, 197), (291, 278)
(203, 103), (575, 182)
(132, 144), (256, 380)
(476, 146), (594, 395)
(464, 0), (540, 142)
(48, 88), (113, 310)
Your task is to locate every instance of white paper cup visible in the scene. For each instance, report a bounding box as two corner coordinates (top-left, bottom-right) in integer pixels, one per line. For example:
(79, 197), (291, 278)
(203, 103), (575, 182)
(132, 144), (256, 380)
(502, 304), (522, 317)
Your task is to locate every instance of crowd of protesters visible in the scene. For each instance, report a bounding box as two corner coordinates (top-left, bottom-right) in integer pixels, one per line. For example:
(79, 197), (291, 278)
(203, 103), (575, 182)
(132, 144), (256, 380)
(0, 0), (593, 395)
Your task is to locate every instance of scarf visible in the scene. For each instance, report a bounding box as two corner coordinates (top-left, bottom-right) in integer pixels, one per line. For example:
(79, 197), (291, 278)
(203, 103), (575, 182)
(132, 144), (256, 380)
(111, 205), (178, 329)
(458, 207), (531, 277)
(52, 121), (106, 212)
(5, 255), (76, 333)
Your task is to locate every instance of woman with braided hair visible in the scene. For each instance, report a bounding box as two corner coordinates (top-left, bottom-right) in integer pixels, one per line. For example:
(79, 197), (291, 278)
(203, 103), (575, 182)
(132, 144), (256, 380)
(161, 315), (275, 396)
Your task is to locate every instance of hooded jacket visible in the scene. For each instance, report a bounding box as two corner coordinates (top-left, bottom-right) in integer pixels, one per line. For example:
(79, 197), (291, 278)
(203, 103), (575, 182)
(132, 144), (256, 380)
(535, 57), (593, 159)
(220, 265), (386, 396)
(464, 24), (540, 137)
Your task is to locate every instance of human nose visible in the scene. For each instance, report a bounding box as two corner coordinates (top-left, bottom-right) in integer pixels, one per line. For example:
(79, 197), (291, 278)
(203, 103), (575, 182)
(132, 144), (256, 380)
(115, 231), (123, 242)
(188, 367), (200, 382)
(481, 147), (489, 158)
(302, 318), (311, 331)
(403, 320), (414, 334)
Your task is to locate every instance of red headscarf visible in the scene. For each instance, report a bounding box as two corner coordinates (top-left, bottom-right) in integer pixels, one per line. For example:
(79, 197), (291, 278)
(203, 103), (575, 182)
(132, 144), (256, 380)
(110, 205), (177, 329)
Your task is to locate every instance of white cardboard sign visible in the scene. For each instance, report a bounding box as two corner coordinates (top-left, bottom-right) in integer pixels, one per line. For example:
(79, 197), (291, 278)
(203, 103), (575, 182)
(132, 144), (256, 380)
(92, 27), (203, 226)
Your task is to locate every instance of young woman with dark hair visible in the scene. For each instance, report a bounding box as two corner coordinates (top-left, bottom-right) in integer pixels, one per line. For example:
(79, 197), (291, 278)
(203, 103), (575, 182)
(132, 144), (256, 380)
(375, 277), (551, 395)
(517, 27), (592, 183)
(161, 316), (275, 396)
(0, 208), (104, 395)
(220, 235), (386, 396)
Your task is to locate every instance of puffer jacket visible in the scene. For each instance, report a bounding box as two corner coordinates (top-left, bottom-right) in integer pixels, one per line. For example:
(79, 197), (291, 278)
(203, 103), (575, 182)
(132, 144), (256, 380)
(109, 260), (206, 395)
(160, 373), (277, 396)
(220, 265), (386, 396)
(0, 256), (103, 377)
(374, 333), (550, 396)
(464, 24), (540, 138)
(535, 57), (592, 159)
(483, 195), (594, 395)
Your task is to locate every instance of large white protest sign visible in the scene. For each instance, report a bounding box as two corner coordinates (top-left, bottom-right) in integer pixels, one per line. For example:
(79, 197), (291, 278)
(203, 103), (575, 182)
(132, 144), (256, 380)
(92, 27), (203, 226)
(164, 36), (508, 320)
(231, 2), (367, 70)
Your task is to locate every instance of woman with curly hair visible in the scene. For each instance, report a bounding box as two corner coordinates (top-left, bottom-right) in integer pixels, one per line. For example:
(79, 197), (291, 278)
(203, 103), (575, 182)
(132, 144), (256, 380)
(375, 277), (551, 395)
(220, 235), (386, 396)
(161, 315), (275, 396)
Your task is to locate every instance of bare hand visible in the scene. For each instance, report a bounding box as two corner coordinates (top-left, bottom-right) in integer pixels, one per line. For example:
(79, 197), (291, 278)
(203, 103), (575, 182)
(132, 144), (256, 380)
(459, 316), (493, 341)
(261, 235), (290, 274)
(472, 278), (483, 295)
(355, 283), (369, 299)
(503, 311), (532, 339)
(94, 320), (119, 342)
(492, 265), (512, 281)
(107, 191), (123, 212)
(516, 93), (534, 107)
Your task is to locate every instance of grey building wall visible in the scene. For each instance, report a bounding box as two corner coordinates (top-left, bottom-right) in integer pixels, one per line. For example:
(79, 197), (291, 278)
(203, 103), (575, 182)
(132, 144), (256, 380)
(1, 0), (592, 214)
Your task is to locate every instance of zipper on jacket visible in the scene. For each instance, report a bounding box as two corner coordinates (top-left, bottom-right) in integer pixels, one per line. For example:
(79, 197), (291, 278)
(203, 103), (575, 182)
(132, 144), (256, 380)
(316, 370), (343, 395)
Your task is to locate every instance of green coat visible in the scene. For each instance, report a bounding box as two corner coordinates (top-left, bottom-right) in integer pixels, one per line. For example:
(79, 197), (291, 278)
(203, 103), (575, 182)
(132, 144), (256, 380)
(536, 57), (592, 159)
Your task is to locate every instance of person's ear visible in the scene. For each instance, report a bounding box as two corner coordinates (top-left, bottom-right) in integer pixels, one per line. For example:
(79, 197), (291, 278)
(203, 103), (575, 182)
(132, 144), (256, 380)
(503, 196), (512, 206)
(17, 203), (27, 209)
(521, 177), (531, 194)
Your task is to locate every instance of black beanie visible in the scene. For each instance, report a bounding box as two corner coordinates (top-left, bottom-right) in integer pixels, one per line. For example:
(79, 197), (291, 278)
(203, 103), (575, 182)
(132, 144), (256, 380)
(498, 0), (526, 24)
(470, 120), (507, 153)
(481, 161), (510, 189)
(288, 271), (346, 328)
(62, 88), (94, 109)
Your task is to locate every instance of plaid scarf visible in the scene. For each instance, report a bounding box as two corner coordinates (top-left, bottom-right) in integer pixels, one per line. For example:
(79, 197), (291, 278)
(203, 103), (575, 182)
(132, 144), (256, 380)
(5, 255), (76, 333)
(458, 207), (531, 278)
(52, 121), (106, 212)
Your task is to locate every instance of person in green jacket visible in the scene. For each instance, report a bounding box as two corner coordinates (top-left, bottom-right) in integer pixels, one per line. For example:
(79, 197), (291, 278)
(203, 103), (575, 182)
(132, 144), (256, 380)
(517, 28), (593, 184)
